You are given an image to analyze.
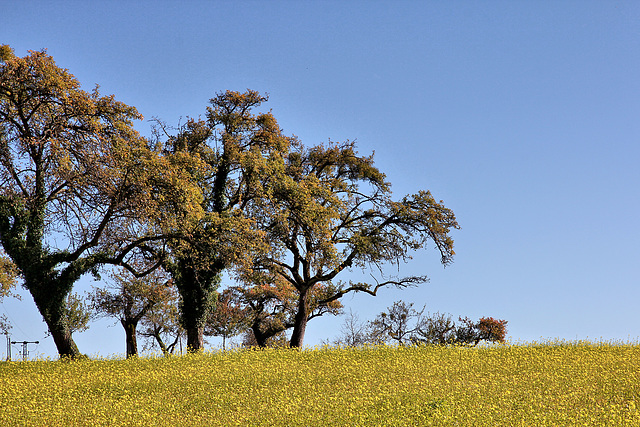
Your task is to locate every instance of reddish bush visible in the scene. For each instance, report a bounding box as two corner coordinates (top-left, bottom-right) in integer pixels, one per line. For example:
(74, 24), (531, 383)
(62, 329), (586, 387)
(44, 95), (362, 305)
(476, 317), (508, 343)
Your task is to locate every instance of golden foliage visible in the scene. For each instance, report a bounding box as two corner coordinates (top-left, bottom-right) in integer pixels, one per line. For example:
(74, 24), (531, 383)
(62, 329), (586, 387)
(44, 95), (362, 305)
(0, 251), (19, 298)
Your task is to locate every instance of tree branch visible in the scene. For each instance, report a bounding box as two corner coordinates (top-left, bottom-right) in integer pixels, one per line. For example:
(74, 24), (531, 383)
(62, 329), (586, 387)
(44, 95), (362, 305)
(318, 275), (428, 305)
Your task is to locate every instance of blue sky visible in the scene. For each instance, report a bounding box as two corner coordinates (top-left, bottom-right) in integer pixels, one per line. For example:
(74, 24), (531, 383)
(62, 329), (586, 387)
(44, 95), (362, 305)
(1, 1), (639, 358)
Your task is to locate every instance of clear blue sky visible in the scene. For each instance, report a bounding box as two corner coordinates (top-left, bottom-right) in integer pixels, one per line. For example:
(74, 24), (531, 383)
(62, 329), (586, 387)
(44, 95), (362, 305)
(2, 1), (639, 358)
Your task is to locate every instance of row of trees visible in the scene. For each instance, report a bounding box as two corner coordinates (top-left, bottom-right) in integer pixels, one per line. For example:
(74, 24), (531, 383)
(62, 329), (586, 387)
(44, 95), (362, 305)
(333, 301), (508, 347)
(0, 45), (461, 358)
(46, 289), (509, 357)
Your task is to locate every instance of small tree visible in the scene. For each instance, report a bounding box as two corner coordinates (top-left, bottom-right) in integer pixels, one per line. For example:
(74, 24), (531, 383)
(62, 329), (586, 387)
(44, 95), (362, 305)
(369, 301), (427, 345)
(204, 288), (251, 351)
(233, 276), (342, 348)
(414, 312), (457, 345)
(90, 268), (174, 357)
(339, 301), (508, 347)
(63, 293), (91, 335)
(0, 251), (18, 300)
(0, 251), (19, 337)
(0, 314), (10, 336)
(454, 316), (508, 346)
(139, 289), (184, 356)
(333, 309), (371, 347)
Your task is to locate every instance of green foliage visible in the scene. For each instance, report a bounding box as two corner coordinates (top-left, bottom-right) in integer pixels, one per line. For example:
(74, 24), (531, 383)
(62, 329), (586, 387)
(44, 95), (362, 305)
(63, 293), (91, 334)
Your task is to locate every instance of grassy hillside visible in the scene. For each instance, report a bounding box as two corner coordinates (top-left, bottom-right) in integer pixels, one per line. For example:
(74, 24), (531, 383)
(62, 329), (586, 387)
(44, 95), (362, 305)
(1, 343), (639, 426)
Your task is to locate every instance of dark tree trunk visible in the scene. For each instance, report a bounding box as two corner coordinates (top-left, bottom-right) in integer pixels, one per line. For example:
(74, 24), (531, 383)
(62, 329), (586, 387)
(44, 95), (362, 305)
(251, 323), (269, 348)
(289, 291), (309, 348)
(48, 322), (81, 358)
(122, 319), (139, 358)
(31, 286), (81, 359)
(151, 326), (171, 356)
(169, 258), (220, 353)
(186, 325), (205, 352)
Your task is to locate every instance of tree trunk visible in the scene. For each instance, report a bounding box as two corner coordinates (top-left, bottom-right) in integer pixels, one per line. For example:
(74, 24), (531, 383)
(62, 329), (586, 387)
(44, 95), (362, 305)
(30, 284), (82, 359)
(152, 327), (169, 355)
(48, 322), (81, 359)
(251, 322), (269, 348)
(186, 326), (204, 352)
(171, 261), (220, 353)
(122, 319), (139, 358)
(289, 291), (309, 348)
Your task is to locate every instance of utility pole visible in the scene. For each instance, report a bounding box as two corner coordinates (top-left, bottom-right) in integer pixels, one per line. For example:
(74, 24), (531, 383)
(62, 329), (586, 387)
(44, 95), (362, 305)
(5, 333), (9, 361)
(10, 340), (39, 361)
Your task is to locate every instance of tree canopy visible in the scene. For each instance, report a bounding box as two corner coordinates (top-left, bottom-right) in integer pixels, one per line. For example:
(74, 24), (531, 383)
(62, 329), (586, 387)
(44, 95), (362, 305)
(0, 46), (200, 357)
(153, 90), (293, 352)
(241, 140), (459, 347)
(0, 46), (463, 356)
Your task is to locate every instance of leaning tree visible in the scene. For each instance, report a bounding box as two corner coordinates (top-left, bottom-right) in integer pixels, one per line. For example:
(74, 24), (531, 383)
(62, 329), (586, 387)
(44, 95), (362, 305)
(242, 140), (460, 347)
(0, 46), (199, 357)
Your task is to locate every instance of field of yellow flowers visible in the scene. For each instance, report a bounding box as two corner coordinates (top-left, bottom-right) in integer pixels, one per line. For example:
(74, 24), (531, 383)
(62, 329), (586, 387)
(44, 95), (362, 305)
(1, 342), (639, 426)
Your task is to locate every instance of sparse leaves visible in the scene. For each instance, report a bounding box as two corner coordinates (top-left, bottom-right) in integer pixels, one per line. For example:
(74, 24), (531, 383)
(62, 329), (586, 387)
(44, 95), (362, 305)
(334, 301), (508, 347)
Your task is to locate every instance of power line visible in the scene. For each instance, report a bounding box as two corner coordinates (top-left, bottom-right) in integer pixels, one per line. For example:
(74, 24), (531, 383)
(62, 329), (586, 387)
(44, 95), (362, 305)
(8, 339), (39, 361)
(0, 301), (30, 338)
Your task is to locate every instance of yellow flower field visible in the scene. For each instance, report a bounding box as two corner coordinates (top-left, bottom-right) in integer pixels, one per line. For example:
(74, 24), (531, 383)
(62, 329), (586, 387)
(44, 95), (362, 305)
(1, 342), (639, 426)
